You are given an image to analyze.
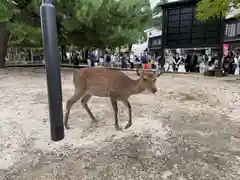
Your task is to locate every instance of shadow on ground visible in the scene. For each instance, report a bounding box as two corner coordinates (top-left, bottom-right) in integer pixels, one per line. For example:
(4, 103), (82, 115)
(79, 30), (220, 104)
(2, 109), (240, 180)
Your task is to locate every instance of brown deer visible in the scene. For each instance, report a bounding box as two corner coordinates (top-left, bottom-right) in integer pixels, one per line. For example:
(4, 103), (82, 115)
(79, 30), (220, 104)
(64, 67), (161, 130)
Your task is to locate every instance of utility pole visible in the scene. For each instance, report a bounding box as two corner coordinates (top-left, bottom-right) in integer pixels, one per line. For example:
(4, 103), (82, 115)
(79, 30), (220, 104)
(40, 0), (64, 141)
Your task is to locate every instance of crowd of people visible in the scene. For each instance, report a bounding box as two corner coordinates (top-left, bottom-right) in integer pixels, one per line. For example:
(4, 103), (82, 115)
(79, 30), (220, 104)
(71, 49), (240, 75)
(167, 50), (240, 75)
(85, 51), (161, 69)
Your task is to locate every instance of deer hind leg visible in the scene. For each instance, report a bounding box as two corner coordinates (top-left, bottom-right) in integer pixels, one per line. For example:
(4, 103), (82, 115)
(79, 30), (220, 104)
(121, 99), (132, 129)
(64, 89), (83, 129)
(81, 94), (97, 122)
(110, 98), (121, 131)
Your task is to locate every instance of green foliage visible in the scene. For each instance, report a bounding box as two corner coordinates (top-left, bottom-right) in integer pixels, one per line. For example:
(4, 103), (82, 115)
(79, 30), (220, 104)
(0, 0), (43, 46)
(0, 0), (152, 49)
(8, 23), (42, 46)
(196, 0), (240, 21)
(63, 0), (152, 48)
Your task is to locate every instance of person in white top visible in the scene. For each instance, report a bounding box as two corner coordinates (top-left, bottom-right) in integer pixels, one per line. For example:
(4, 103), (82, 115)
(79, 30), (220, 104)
(111, 54), (116, 67)
(99, 56), (104, 66)
(130, 53), (135, 69)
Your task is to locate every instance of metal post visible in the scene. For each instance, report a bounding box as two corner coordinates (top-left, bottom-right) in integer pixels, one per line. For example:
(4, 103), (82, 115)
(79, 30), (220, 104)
(40, 0), (64, 141)
(218, 15), (225, 70)
(160, 8), (166, 71)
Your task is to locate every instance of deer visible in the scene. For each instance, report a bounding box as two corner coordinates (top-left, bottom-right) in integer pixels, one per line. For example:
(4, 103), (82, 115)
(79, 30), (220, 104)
(64, 67), (161, 131)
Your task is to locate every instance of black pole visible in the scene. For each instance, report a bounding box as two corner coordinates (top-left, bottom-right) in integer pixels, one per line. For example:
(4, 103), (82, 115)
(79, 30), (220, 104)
(160, 7), (166, 71)
(40, 0), (64, 141)
(218, 15), (225, 70)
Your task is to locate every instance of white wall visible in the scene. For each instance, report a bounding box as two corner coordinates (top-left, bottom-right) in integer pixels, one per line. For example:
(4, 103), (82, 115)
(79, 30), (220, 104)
(132, 27), (162, 56)
(144, 27), (162, 38)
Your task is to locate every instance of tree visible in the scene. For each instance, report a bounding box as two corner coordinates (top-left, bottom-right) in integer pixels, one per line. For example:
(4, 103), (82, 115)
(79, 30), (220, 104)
(196, 0), (240, 21)
(0, 0), (43, 67)
(0, 0), (152, 68)
(0, 0), (68, 68)
(64, 0), (152, 48)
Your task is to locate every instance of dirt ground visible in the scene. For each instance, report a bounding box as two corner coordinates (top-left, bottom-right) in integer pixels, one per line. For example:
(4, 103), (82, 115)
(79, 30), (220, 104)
(0, 68), (240, 180)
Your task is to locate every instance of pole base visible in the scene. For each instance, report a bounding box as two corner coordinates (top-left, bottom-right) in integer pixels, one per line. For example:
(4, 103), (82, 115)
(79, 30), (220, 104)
(51, 125), (64, 141)
(215, 69), (226, 77)
(204, 70), (215, 76)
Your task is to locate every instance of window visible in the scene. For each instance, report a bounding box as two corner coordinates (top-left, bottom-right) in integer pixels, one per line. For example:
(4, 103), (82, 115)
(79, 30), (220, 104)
(152, 39), (157, 45)
(151, 39), (161, 45)
(236, 22), (240, 35)
(227, 23), (236, 36)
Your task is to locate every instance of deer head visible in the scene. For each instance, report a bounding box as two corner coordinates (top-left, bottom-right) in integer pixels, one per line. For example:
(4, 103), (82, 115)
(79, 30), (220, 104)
(137, 70), (160, 94)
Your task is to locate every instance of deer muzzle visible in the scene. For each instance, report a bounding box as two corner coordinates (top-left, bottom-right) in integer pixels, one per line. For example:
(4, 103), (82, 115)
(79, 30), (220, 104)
(152, 88), (157, 94)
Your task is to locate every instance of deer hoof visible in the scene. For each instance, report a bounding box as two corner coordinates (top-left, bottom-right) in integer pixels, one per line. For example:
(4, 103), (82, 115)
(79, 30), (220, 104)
(115, 126), (122, 131)
(125, 123), (132, 129)
(65, 125), (71, 130)
(92, 117), (98, 122)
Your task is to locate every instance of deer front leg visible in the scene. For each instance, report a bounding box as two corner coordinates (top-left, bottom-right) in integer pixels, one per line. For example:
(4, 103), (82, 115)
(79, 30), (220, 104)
(121, 99), (132, 129)
(110, 98), (121, 131)
(81, 94), (97, 122)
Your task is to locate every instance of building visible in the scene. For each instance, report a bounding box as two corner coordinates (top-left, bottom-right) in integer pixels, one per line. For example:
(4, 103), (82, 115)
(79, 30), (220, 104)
(224, 9), (240, 51)
(132, 27), (162, 56)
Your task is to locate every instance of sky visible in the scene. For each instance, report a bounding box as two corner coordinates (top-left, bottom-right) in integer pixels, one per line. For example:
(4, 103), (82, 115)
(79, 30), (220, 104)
(150, 0), (178, 9)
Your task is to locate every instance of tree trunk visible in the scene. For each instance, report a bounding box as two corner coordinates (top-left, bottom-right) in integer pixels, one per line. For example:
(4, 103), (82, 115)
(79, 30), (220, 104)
(0, 22), (10, 68)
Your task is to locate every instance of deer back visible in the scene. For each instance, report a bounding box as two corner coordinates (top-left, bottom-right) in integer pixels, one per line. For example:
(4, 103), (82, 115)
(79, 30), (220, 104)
(75, 68), (136, 98)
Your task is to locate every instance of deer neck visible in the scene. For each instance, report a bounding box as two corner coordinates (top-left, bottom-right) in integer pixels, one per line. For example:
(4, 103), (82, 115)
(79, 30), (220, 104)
(131, 78), (146, 95)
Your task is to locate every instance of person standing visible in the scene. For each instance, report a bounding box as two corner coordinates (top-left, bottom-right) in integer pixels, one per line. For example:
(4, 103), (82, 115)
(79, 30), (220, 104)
(184, 54), (191, 72)
(89, 52), (96, 67)
(99, 55), (104, 66)
(190, 51), (198, 72)
(141, 51), (149, 69)
(104, 52), (111, 67)
(173, 53), (181, 72)
(129, 52), (134, 69)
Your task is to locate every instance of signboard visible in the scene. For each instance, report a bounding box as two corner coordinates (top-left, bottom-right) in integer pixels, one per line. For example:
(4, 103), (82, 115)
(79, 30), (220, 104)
(225, 21), (240, 36)
(224, 19), (240, 41)
(223, 44), (229, 56)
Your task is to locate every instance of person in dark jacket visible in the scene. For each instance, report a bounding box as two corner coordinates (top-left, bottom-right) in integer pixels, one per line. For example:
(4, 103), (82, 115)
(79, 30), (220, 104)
(190, 51), (199, 72)
(184, 54), (191, 72)
(173, 53), (181, 72)
(223, 51), (235, 74)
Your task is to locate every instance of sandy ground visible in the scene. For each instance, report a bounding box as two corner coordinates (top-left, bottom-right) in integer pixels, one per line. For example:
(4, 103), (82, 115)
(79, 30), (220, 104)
(0, 68), (240, 180)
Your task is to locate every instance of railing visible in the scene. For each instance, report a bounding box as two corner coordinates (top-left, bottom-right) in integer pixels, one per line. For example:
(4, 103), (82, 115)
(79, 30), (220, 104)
(4, 60), (215, 75)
